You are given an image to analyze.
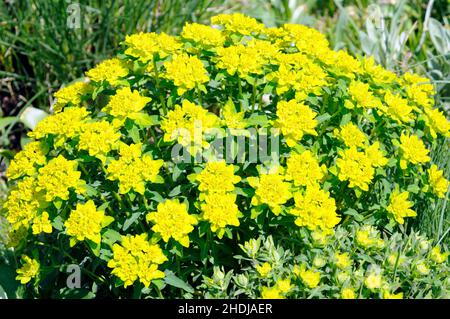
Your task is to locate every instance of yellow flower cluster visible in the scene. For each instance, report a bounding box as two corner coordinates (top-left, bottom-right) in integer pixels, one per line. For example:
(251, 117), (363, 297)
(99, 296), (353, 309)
(16, 256), (40, 284)
(6, 141), (47, 180)
(53, 81), (92, 113)
(211, 13), (264, 36)
(106, 143), (163, 194)
(294, 265), (321, 289)
(285, 151), (326, 187)
(64, 200), (112, 246)
(29, 107), (89, 147)
(248, 169), (291, 215)
(398, 133), (430, 169)
(108, 234), (167, 288)
(160, 100), (219, 148)
(123, 32), (181, 65)
(85, 58), (129, 85)
(35, 155), (85, 201)
(146, 199), (197, 247)
(355, 225), (384, 249)
(427, 165), (449, 198)
(102, 87), (152, 125)
(4, 177), (40, 231)
(333, 122), (366, 148)
(336, 147), (375, 191)
(290, 185), (340, 232)
(181, 23), (225, 49)
(164, 54), (209, 95)
(78, 120), (121, 162)
(195, 161), (241, 237)
(274, 100), (318, 147)
(345, 81), (382, 110)
(386, 189), (416, 224)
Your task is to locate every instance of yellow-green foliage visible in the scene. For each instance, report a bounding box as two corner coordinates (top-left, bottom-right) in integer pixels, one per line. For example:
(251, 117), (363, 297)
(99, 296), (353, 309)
(2, 13), (449, 298)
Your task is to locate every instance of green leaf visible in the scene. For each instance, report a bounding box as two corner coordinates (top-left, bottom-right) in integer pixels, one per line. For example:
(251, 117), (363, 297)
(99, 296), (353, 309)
(164, 271), (194, 293)
(123, 212), (142, 231)
(169, 185), (182, 197)
(343, 208), (364, 222)
(56, 288), (96, 299)
(52, 216), (64, 231)
(102, 229), (122, 247)
(128, 125), (141, 143)
(133, 113), (157, 127)
(0, 265), (20, 298)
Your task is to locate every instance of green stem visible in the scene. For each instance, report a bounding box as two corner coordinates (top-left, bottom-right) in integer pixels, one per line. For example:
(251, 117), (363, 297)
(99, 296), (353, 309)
(152, 56), (167, 115)
(251, 79), (257, 111)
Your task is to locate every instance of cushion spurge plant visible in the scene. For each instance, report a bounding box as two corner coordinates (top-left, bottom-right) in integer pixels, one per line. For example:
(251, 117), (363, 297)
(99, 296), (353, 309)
(2, 13), (449, 298)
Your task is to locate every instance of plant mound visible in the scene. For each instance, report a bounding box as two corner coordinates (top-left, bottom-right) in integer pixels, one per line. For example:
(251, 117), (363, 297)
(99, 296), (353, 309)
(2, 13), (449, 298)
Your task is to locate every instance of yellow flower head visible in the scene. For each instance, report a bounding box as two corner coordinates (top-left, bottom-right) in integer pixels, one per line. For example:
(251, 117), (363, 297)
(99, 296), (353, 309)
(364, 272), (382, 290)
(215, 44), (266, 77)
(427, 164), (449, 198)
(108, 234), (167, 288)
(102, 87), (151, 123)
(355, 225), (384, 249)
(384, 91), (414, 124)
(146, 199), (197, 247)
(7, 141), (47, 180)
(16, 256), (40, 284)
(256, 262), (272, 277)
(248, 170), (291, 215)
(86, 58), (129, 85)
(276, 278), (293, 294)
(285, 150), (326, 187)
(365, 141), (389, 168)
(29, 107), (89, 147)
(399, 133), (430, 169)
(296, 265), (321, 289)
(386, 189), (416, 224)
(200, 193), (241, 237)
(123, 32), (181, 64)
(3, 177), (40, 231)
(164, 53), (209, 95)
(336, 147), (374, 191)
(64, 200), (112, 246)
(346, 80), (382, 110)
(275, 100), (318, 147)
(36, 155), (84, 201)
(382, 291), (403, 299)
(53, 81), (92, 113)
(290, 185), (340, 232)
(333, 122), (366, 148)
(160, 100), (220, 147)
(211, 13), (264, 36)
(32, 212), (52, 235)
(430, 246), (449, 264)
(196, 161), (241, 195)
(341, 287), (356, 299)
(334, 252), (352, 269)
(260, 286), (284, 299)
(181, 23), (225, 49)
(424, 108), (450, 139)
(78, 120), (121, 163)
(106, 143), (163, 194)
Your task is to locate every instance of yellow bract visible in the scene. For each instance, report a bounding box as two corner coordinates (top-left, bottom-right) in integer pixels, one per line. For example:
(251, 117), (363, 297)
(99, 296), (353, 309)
(398, 133), (430, 169)
(386, 189), (416, 224)
(64, 200), (112, 246)
(274, 100), (318, 147)
(146, 199), (197, 247)
(108, 234), (167, 288)
(85, 58), (129, 85)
